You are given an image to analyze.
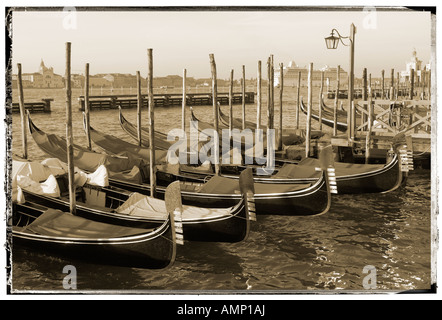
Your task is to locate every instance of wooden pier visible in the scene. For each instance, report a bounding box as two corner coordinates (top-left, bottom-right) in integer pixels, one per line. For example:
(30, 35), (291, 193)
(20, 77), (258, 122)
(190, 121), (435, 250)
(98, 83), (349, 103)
(331, 99), (431, 167)
(12, 98), (53, 113)
(78, 92), (255, 111)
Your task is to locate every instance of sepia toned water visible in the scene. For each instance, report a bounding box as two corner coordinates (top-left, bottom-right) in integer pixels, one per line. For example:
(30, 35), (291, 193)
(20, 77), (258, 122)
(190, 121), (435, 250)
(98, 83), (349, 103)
(7, 88), (433, 293)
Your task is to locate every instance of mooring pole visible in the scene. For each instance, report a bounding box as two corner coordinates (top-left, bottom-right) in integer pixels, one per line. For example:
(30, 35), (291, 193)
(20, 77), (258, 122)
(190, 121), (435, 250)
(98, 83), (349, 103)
(362, 68), (368, 128)
(65, 42), (76, 215)
(241, 65), (246, 130)
(333, 65), (340, 137)
(136, 71), (142, 146)
(318, 71), (324, 131)
(296, 71), (301, 129)
(229, 69), (234, 133)
(147, 48), (156, 197)
(182, 68), (187, 132)
(306, 63), (313, 158)
(410, 68), (415, 100)
(256, 61), (262, 130)
(381, 69), (385, 99)
(17, 63), (27, 159)
(267, 57), (274, 130)
(209, 54), (220, 175)
(266, 56), (275, 170)
(278, 62), (284, 151)
(365, 86), (373, 164)
(84, 63), (91, 150)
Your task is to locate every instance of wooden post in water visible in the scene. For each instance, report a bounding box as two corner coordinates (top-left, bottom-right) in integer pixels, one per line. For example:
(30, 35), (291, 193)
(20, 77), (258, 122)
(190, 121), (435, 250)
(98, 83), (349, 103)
(318, 71), (324, 131)
(278, 63), (284, 151)
(333, 65), (340, 137)
(84, 63), (91, 150)
(390, 69), (394, 100)
(381, 69), (385, 99)
(362, 68), (368, 128)
(362, 68), (368, 101)
(365, 86), (373, 164)
(305, 63), (313, 158)
(241, 65), (246, 130)
(270, 55), (274, 121)
(296, 71), (301, 129)
(147, 48), (156, 197)
(229, 69), (234, 133)
(17, 63), (27, 159)
(266, 57), (275, 170)
(346, 74), (352, 143)
(65, 42), (76, 215)
(182, 69), (187, 132)
(428, 70), (431, 99)
(256, 61), (262, 129)
(209, 54), (220, 175)
(410, 68), (415, 100)
(267, 57), (274, 130)
(136, 71), (142, 146)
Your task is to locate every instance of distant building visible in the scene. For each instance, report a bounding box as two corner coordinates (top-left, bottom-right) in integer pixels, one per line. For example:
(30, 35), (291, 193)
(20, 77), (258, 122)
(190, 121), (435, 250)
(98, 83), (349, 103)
(102, 73), (139, 88)
(12, 59), (64, 88)
(400, 49), (430, 83)
(274, 60), (348, 88)
(89, 74), (113, 87)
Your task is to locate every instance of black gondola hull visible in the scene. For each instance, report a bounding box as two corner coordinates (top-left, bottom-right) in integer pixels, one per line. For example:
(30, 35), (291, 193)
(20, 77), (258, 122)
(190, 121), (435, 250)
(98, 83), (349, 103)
(12, 203), (175, 269)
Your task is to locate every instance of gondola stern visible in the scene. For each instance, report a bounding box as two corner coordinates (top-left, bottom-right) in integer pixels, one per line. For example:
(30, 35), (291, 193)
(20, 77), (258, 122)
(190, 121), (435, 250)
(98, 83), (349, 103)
(164, 181), (185, 268)
(238, 168), (256, 241)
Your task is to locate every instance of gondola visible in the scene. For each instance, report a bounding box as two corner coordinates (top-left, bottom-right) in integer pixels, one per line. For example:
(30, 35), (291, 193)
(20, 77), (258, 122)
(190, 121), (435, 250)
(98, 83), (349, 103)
(320, 97), (348, 117)
(28, 114), (333, 216)
(86, 116), (407, 194)
(118, 108), (174, 150)
(218, 105), (266, 130)
(13, 156), (254, 244)
(300, 97), (348, 132)
(11, 181), (183, 269)
(217, 106), (323, 143)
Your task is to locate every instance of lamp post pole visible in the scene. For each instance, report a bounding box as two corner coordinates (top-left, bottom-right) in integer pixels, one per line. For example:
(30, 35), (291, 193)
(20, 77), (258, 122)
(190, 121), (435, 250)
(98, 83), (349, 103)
(348, 23), (356, 144)
(325, 23), (356, 145)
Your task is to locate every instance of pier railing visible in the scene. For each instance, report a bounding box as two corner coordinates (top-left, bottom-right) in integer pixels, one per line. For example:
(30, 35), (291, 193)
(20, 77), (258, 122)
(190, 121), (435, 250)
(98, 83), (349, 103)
(12, 98), (53, 113)
(78, 92), (255, 111)
(355, 99), (431, 137)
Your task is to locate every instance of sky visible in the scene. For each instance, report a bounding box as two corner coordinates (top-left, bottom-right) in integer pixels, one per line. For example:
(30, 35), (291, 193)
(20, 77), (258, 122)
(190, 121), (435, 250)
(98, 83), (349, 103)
(8, 7), (433, 79)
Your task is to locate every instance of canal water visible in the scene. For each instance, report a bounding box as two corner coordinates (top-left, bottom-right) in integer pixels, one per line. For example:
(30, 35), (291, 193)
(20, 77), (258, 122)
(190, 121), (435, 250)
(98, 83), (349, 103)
(7, 88), (434, 294)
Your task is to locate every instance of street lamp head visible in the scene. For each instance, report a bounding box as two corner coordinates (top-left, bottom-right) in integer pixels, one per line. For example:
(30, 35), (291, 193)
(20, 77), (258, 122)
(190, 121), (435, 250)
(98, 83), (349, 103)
(325, 31), (340, 49)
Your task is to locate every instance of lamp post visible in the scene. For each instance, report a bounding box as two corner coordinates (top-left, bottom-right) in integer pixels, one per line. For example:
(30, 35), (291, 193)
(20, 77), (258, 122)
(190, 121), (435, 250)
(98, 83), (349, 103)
(325, 23), (356, 143)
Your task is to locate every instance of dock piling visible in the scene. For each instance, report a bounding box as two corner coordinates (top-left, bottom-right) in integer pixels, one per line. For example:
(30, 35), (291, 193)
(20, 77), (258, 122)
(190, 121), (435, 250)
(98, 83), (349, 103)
(229, 69), (234, 133)
(278, 62), (284, 151)
(242, 65), (246, 130)
(65, 42), (76, 215)
(209, 53), (220, 175)
(147, 48), (156, 197)
(333, 65), (340, 136)
(84, 63), (91, 150)
(256, 61), (262, 130)
(17, 63), (27, 159)
(182, 69), (187, 132)
(136, 71), (142, 146)
(306, 62), (313, 158)
(296, 71), (301, 129)
(318, 71), (324, 131)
